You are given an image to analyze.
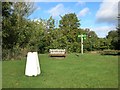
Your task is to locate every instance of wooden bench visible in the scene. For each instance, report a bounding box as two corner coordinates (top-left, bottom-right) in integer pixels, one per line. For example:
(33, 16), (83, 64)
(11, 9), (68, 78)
(49, 49), (66, 57)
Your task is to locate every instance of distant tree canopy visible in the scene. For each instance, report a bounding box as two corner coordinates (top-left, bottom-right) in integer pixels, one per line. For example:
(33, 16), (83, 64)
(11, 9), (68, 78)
(2, 2), (119, 60)
(59, 13), (80, 32)
(2, 2), (36, 49)
(47, 16), (55, 31)
(106, 30), (118, 50)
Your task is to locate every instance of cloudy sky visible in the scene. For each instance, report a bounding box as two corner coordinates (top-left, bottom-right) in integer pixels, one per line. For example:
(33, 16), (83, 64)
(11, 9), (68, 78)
(28, 0), (119, 38)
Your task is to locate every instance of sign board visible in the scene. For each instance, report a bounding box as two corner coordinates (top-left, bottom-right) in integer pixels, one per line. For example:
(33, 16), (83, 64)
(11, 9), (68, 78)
(78, 34), (86, 38)
(78, 35), (81, 37)
(78, 34), (87, 54)
(83, 35), (86, 39)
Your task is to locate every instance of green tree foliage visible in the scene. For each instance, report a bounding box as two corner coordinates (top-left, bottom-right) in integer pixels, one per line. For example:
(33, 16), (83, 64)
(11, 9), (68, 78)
(118, 14), (120, 50)
(2, 2), (13, 18)
(2, 2), (118, 60)
(58, 13), (81, 52)
(2, 2), (37, 59)
(28, 20), (45, 52)
(59, 13), (80, 34)
(2, 2), (35, 49)
(87, 30), (98, 51)
(47, 16), (55, 31)
(106, 30), (118, 50)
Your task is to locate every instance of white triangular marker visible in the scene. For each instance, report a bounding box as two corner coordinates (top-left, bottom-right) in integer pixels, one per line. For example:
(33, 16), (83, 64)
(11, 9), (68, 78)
(25, 52), (41, 76)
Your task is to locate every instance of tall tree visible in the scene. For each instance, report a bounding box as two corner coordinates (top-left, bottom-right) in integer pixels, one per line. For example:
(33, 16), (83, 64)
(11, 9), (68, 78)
(47, 16), (55, 31)
(2, 2), (35, 49)
(106, 30), (118, 50)
(58, 13), (81, 51)
(59, 13), (80, 34)
(2, 2), (37, 60)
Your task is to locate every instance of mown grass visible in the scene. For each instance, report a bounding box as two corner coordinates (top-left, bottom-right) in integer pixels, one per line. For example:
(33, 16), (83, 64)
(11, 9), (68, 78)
(2, 53), (118, 88)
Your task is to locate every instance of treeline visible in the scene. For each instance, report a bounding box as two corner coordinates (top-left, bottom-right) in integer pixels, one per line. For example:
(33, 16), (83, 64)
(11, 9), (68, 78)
(2, 2), (119, 60)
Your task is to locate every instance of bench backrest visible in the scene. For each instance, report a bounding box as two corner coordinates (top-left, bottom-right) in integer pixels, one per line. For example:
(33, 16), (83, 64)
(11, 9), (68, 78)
(49, 49), (66, 54)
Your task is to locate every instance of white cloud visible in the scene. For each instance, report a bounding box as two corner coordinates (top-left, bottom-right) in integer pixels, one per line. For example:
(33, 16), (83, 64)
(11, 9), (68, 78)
(48, 4), (73, 17)
(76, 1), (86, 6)
(36, 7), (41, 11)
(96, 0), (119, 24)
(91, 25), (116, 38)
(33, 6), (41, 12)
(48, 4), (64, 17)
(78, 7), (90, 17)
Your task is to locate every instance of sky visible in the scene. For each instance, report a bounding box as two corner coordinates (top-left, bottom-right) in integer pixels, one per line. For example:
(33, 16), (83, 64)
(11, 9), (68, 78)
(28, 0), (119, 38)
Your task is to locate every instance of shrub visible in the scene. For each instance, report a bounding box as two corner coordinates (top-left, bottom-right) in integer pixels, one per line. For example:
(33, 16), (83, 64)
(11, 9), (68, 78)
(2, 47), (28, 60)
(100, 50), (120, 55)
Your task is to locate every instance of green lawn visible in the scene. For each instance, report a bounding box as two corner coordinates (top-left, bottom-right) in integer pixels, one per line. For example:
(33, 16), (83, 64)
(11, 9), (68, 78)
(2, 53), (118, 88)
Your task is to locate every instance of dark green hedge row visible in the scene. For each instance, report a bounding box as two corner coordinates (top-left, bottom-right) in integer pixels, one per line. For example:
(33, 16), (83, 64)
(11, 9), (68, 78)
(100, 50), (120, 55)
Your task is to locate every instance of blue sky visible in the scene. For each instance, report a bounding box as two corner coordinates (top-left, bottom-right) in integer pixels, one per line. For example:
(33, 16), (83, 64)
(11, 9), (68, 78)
(28, 0), (118, 38)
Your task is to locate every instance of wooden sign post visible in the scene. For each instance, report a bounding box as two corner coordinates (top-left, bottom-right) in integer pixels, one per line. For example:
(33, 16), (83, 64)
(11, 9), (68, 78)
(78, 34), (86, 54)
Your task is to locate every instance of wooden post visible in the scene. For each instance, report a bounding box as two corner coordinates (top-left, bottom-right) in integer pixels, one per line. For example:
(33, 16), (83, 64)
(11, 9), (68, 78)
(81, 34), (83, 54)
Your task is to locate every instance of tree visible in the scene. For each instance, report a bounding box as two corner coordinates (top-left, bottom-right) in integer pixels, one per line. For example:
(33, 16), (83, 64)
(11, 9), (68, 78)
(118, 14), (120, 50)
(47, 16), (55, 31)
(12, 2), (35, 18)
(59, 13), (80, 42)
(2, 2), (15, 49)
(86, 30), (98, 51)
(27, 20), (45, 51)
(106, 30), (118, 50)
(2, 2), (37, 60)
(2, 2), (36, 49)
(59, 13), (80, 34)
(58, 13), (81, 52)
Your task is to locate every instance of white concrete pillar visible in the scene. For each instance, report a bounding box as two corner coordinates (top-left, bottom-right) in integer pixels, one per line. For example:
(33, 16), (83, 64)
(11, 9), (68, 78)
(25, 52), (41, 76)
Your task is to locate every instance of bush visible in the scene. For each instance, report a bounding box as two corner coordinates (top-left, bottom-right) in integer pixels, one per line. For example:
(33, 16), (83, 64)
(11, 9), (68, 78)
(2, 47), (29, 60)
(100, 50), (120, 55)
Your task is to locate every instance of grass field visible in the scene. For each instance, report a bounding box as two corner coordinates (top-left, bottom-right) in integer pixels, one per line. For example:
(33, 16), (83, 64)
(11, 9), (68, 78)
(2, 53), (118, 88)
